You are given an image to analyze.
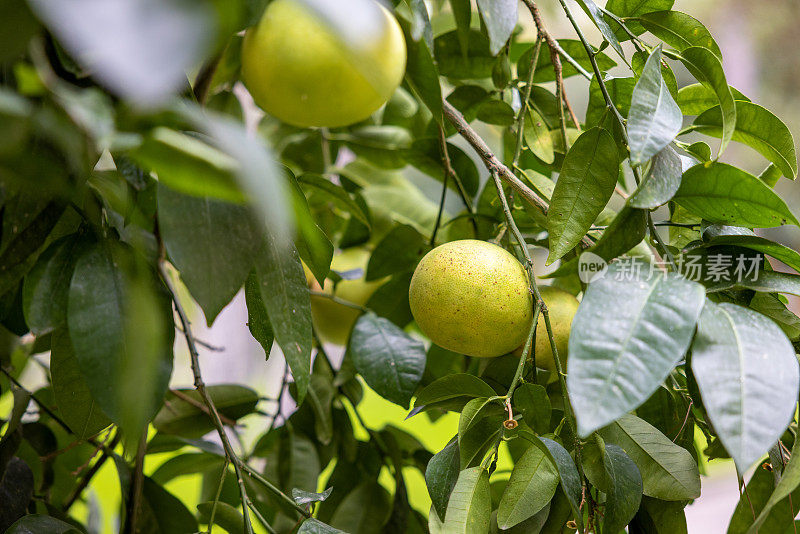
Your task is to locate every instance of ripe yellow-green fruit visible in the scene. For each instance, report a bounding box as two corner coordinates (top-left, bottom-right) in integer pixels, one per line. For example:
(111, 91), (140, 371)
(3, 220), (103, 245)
(513, 286), (579, 373)
(409, 240), (533, 358)
(309, 248), (383, 345)
(241, 0), (407, 128)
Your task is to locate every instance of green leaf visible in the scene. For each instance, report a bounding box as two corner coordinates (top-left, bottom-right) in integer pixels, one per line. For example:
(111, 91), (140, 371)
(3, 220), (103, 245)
(244, 271), (274, 355)
(298, 518), (347, 534)
(153, 385), (259, 438)
(687, 101), (798, 179)
(699, 234), (800, 274)
(6, 515), (81, 533)
(22, 235), (84, 335)
(405, 139), (479, 198)
(293, 487), (333, 506)
(628, 46), (682, 166)
(448, 0), (471, 56)
(427, 437), (461, 521)
(330, 482), (392, 534)
(513, 383), (551, 435)
(546, 127), (620, 264)
(50, 329), (111, 439)
(298, 174), (370, 227)
(459, 412), (504, 469)
(599, 414), (700, 500)
(414, 374), (497, 407)
(605, 0), (674, 40)
(576, 0), (624, 58)
(602, 444), (644, 533)
(630, 496), (688, 533)
(67, 239), (173, 437)
(568, 259), (706, 436)
(349, 312), (426, 408)
(673, 46), (736, 155)
(290, 175), (333, 286)
(365, 272), (413, 327)
(475, 0), (517, 55)
(129, 128), (246, 203)
(676, 83), (749, 115)
(158, 183), (262, 325)
(197, 501), (244, 533)
(435, 29), (494, 80)
(497, 444), (560, 529)
(442, 467), (491, 534)
(586, 76), (635, 126)
(523, 109), (555, 164)
(458, 397), (503, 436)
(628, 145), (682, 208)
(745, 437), (800, 534)
(706, 270), (800, 297)
(151, 453), (224, 484)
(691, 301), (799, 470)
(674, 162), (799, 227)
(253, 236), (312, 403)
(637, 11), (721, 59)
(749, 293), (800, 341)
(367, 225), (428, 281)
(402, 20), (443, 119)
(29, 0), (210, 105)
(141, 477), (198, 533)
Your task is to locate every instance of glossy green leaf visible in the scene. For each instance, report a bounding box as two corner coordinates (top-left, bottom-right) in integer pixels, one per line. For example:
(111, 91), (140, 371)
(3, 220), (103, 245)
(599, 414), (700, 500)
(414, 374), (497, 407)
(253, 236), (312, 403)
(674, 162), (799, 227)
(330, 482), (392, 534)
(427, 437), (461, 521)
(6, 515), (81, 533)
(141, 477), (198, 533)
(603, 444), (644, 533)
(628, 145), (682, 208)
(524, 109), (555, 164)
(458, 397), (503, 437)
(197, 501), (244, 533)
(759, 163), (782, 187)
(628, 46), (682, 166)
(688, 101), (798, 179)
(367, 225), (428, 281)
(749, 293), (800, 341)
(676, 83), (749, 115)
(244, 271), (274, 356)
(568, 259), (706, 436)
(443, 467), (491, 534)
(497, 443), (560, 529)
(153, 385), (259, 438)
(629, 497), (688, 534)
(691, 301), (800, 470)
(744, 437), (800, 534)
(700, 234), (800, 273)
(50, 329), (111, 439)
(513, 383), (551, 435)
(67, 239), (173, 437)
(706, 270), (800, 297)
(459, 412), (504, 469)
(298, 518), (347, 534)
(476, 0), (516, 55)
(290, 175), (333, 286)
(158, 183), (262, 325)
(673, 46), (736, 154)
(604, 0), (674, 40)
(350, 312), (426, 408)
(546, 127), (620, 264)
(637, 11), (721, 59)
(577, 0), (624, 58)
(298, 174), (370, 227)
(22, 235), (84, 336)
(586, 76), (635, 126)
(151, 453), (223, 484)
(402, 20), (443, 119)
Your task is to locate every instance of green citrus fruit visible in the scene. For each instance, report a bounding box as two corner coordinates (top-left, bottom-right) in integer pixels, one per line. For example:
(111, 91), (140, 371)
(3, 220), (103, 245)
(241, 0), (406, 128)
(409, 240), (533, 358)
(310, 248), (383, 345)
(513, 286), (579, 373)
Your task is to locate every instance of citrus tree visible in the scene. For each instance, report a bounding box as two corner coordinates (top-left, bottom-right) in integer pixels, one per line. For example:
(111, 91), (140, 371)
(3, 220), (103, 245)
(1, 0), (799, 532)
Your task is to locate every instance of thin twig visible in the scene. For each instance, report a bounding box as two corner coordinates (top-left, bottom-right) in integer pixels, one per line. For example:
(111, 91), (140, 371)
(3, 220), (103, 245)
(431, 126), (452, 246)
(512, 36), (543, 171)
(63, 432), (121, 511)
(127, 430), (148, 534)
(309, 290), (369, 312)
(158, 260), (256, 534)
(206, 458), (230, 534)
(239, 463), (311, 519)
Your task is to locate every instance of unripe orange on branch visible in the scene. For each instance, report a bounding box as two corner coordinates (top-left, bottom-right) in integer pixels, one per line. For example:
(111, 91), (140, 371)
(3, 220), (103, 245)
(241, 0), (407, 128)
(409, 240), (533, 358)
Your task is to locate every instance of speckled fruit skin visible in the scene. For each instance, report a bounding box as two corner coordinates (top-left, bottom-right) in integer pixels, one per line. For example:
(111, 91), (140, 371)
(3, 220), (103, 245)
(409, 240), (533, 358)
(308, 248), (383, 346)
(513, 286), (579, 373)
(241, 0), (406, 128)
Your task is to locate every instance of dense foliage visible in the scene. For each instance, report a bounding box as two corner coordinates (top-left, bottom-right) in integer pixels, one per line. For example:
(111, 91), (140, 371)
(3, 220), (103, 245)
(1, 0), (799, 533)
